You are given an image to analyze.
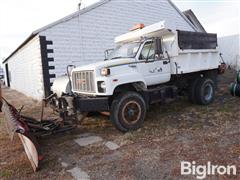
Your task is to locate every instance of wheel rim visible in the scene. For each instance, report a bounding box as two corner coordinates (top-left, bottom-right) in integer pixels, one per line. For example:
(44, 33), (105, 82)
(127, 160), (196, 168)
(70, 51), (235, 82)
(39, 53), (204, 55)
(122, 101), (141, 125)
(204, 83), (213, 101)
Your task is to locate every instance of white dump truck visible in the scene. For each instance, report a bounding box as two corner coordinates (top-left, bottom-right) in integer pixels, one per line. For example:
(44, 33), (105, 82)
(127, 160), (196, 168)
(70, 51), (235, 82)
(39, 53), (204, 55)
(51, 21), (226, 132)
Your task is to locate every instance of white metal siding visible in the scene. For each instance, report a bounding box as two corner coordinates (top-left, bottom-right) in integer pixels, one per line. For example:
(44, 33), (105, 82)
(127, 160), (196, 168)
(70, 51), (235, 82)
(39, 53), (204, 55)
(218, 34), (240, 70)
(6, 36), (44, 100)
(40, 0), (194, 80)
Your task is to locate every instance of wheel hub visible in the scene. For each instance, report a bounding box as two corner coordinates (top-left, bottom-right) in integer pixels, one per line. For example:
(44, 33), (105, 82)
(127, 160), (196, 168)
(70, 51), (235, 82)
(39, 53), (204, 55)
(128, 109), (135, 117)
(122, 101), (141, 125)
(204, 83), (213, 101)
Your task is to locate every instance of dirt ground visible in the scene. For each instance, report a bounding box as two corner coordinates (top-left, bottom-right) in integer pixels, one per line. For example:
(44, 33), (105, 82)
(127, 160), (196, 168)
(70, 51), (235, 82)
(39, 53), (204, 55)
(0, 70), (239, 180)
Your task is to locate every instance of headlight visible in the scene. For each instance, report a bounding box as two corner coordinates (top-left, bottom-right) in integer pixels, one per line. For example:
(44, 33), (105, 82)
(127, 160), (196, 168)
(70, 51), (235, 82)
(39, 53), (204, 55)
(100, 81), (106, 89)
(101, 68), (110, 76)
(97, 81), (106, 93)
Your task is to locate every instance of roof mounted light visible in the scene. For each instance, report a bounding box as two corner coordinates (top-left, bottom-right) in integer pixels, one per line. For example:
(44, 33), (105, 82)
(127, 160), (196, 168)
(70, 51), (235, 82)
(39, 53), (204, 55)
(130, 24), (145, 31)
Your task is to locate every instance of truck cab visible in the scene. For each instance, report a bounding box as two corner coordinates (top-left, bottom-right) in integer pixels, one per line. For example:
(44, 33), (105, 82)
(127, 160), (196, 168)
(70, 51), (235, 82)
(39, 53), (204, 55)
(106, 38), (172, 85)
(69, 22), (176, 97)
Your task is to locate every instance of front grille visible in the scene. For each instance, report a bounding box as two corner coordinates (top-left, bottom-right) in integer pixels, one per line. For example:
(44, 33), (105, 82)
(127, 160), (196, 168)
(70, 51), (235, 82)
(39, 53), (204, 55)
(72, 71), (95, 93)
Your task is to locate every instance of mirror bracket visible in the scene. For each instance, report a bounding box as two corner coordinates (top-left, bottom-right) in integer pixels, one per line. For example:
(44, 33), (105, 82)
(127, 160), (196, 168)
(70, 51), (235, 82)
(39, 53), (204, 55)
(155, 38), (163, 58)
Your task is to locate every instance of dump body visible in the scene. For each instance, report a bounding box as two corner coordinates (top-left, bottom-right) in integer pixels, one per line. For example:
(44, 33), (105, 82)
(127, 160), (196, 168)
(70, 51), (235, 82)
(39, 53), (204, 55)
(171, 49), (219, 74)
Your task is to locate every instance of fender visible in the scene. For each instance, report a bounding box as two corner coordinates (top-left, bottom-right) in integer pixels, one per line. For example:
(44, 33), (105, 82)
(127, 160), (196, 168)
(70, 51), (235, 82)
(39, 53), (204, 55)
(105, 71), (147, 95)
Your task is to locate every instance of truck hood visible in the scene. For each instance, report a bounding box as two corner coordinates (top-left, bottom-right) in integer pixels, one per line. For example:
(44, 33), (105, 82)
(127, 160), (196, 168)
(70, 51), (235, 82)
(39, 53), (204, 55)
(72, 58), (136, 72)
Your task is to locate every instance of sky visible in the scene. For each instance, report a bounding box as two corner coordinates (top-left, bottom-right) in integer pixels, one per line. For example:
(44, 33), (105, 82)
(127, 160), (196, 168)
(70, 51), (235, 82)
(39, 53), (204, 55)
(0, 0), (239, 61)
(173, 0), (240, 36)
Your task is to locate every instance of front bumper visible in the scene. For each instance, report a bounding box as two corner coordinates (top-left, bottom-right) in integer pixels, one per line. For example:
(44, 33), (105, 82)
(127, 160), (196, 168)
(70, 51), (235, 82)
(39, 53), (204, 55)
(48, 93), (110, 113)
(73, 96), (110, 112)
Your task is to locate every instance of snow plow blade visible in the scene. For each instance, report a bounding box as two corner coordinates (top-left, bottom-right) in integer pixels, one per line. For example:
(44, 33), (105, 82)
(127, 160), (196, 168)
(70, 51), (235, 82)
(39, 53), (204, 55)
(1, 98), (75, 172)
(1, 98), (42, 172)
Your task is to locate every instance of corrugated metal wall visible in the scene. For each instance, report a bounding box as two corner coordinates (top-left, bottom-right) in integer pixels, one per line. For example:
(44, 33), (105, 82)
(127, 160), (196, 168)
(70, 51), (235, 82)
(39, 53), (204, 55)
(218, 34), (240, 70)
(6, 36), (44, 100)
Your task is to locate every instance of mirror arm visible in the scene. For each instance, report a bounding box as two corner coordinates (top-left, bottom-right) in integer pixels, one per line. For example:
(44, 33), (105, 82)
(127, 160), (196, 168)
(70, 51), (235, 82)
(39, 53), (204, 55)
(104, 49), (114, 60)
(146, 40), (154, 62)
(155, 38), (163, 57)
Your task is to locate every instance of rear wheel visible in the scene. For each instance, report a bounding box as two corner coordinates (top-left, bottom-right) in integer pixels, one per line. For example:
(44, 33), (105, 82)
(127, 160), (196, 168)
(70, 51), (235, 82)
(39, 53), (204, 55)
(195, 78), (215, 105)
(110, 92), (146, 132)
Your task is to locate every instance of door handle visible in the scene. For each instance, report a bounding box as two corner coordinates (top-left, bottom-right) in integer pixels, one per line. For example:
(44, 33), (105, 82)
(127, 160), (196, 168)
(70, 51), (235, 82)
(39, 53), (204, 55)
(156, 67), (162, 72)
(163, 61), (169, 65)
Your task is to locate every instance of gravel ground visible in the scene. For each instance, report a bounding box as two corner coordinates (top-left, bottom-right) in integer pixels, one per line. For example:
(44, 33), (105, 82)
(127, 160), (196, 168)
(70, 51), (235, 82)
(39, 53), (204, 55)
(0, 70), (239, 180)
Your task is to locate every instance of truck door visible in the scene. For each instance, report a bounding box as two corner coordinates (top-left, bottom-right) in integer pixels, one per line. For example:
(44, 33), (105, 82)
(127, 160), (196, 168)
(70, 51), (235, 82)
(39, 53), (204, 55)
(137, 40), (171, 86)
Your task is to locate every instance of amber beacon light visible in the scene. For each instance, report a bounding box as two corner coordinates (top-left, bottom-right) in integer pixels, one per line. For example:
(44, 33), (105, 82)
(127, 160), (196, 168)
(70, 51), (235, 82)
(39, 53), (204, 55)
(130, 23), (145, 31)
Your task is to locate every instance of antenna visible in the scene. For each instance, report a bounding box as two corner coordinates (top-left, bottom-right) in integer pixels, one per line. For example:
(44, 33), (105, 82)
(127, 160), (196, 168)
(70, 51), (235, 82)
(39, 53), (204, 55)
(78, 0), (83, 11)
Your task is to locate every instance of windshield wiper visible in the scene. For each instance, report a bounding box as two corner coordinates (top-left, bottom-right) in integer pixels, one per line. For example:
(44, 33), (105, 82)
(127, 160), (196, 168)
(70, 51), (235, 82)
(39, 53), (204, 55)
(111, 56), (124, 60)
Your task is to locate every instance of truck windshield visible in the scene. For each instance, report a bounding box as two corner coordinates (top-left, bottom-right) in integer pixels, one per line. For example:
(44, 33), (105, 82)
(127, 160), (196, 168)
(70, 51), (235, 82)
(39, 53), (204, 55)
(108, 42), (141, 60)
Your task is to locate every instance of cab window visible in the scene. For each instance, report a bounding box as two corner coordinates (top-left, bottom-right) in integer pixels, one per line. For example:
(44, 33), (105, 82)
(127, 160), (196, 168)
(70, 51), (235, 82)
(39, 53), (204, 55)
(139, 41), (155, 60)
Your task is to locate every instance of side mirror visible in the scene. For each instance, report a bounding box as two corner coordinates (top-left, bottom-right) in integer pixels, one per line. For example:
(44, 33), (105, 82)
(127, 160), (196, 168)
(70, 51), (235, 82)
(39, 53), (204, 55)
(155, 38), (163, 56)
(104, 49), (114, 60)
(67, 65), (76, 77)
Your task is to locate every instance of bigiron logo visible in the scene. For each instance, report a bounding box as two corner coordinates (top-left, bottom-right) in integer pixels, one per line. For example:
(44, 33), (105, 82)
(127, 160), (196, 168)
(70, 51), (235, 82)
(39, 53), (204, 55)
(181, 161), (237, 179)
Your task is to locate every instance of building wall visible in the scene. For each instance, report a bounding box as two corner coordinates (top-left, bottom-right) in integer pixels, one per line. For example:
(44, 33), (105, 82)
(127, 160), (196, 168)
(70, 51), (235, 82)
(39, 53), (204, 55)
(5, 36), (44, 100)
(218, 34), (240, 70)
(40, 0), (195, 84)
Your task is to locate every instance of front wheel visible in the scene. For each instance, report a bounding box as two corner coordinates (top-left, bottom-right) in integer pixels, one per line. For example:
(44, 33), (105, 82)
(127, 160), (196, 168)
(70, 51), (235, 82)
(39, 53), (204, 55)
(110, 92), (146, 132)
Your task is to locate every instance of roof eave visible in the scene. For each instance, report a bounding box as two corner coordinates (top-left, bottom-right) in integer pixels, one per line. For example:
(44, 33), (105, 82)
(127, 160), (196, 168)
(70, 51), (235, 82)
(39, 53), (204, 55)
(2, 33), (37, 64)
(183, 9), (206, 32)
(33, 0), (110, 34)
(3, 0), (111, 64)
(167, 0), (198, 32)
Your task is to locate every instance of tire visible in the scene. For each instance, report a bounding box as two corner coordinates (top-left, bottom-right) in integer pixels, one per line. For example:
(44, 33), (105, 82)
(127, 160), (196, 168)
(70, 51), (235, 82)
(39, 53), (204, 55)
(195, 78), (215, 105)
(188, 78), (200, 104)
(110, 92), (146, 132)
